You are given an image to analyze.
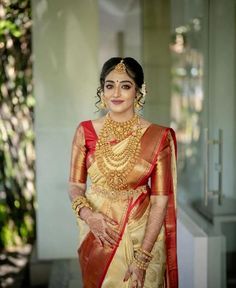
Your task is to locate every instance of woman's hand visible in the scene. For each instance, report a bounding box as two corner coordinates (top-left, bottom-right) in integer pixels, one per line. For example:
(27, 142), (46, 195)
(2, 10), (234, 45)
(84, 211), (120, 248)
(123, 262), (146, 288)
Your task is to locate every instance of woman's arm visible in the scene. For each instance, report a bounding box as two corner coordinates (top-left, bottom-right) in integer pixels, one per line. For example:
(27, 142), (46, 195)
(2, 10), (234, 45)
(68, 123), (87, 197)
(68, 123), (120, 247)
(124, 129), (175, 287)
(141, 129), (174, 252)
(68, 123), (90, 218)
(140, 195), (168, 252)
(68, 182), (86, 201)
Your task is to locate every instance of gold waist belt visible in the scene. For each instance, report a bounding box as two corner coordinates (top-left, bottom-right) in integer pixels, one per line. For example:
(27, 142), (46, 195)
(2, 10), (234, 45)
(90, 184), (149, 201)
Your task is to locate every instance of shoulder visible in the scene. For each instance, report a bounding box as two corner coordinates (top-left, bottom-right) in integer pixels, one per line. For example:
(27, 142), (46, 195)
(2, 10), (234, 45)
(144, 120), (176, 145)
(147, 120), (176, 136)
(76, 117), (103, 130)
(90, 116), (105, 131)
(140, 117), (177, 152)
(139, 117), (152, 129)
(75, 116), (105, 140)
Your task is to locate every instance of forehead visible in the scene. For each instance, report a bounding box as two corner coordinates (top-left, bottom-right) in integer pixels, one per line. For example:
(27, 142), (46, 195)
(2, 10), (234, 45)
(105, 69), (134, 83)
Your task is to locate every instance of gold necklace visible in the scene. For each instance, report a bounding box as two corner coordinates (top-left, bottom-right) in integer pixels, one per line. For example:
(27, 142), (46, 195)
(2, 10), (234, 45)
(95, 113), (142, 191)
(104, 113), (140, 141)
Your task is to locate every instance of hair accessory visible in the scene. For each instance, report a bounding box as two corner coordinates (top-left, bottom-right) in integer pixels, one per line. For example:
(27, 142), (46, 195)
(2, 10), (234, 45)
(140, 82), (147, 97)
(114, 59), (126, 73)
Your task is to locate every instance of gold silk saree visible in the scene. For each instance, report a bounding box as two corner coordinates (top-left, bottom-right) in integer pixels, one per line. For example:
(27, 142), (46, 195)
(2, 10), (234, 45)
(69, 120), (178, 288)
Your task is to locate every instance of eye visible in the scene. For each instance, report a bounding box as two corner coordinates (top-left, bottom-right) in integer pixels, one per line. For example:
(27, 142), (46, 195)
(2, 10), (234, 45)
(105, 84), (113, 89)
(121, 84), (131, 90)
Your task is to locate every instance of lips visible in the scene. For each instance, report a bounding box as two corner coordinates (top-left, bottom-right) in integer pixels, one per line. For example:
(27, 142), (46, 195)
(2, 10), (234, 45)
(111, 100), (124, 105)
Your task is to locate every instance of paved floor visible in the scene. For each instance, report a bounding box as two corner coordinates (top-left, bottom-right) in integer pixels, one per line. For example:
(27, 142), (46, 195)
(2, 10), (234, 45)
(0, 246), (82, 288)
(49, 259), (82, 288)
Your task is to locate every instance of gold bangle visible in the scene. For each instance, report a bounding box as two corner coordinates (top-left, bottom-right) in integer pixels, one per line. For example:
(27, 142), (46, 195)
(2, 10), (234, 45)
(137, 247), (153, 259)
(135, 252), (151, 262)
(133, 258), (148, 270)
(72, 195), (89, 209)
(134, 248), (153, 264)
(71, 195), (92, 217)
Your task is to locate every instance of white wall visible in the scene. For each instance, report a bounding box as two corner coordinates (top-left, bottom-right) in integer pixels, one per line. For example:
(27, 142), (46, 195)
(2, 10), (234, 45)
(142, 0), (172, 125)
(32, 0), (99, 259)
(98, 0), (141, 67)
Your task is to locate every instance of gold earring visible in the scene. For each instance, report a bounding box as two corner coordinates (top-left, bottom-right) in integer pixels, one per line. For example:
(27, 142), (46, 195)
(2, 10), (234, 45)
(134, 97), (141, 110)
(99, 97), (107, 109)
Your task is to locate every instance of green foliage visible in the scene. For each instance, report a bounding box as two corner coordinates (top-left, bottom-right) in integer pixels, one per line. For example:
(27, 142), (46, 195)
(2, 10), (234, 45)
(0, 0), (35, 250)
(0, 20), (22, 37)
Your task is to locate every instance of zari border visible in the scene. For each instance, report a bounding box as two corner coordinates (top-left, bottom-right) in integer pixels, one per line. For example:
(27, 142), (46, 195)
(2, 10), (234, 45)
(98, 198), (133, 287)
(164, 128), (178, 288)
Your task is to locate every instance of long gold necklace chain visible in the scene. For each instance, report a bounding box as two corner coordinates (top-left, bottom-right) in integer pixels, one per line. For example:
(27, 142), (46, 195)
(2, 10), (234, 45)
(95, 113), (142, 191)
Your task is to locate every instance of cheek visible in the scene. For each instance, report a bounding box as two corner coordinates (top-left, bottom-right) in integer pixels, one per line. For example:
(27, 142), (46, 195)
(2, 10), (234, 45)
(126, 90), (136, 102)
(104, 89), (113, 97)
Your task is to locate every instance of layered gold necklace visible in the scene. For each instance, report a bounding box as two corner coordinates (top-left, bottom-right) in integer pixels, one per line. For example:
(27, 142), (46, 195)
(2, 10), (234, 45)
(95, 113), (142, 191)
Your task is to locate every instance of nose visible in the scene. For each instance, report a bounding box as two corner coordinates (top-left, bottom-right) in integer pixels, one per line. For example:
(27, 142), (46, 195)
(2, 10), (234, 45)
(112, 85), (121, 98)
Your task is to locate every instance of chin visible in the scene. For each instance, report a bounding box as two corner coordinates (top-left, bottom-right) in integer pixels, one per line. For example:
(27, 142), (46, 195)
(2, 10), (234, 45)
(108, 105), (124, 113)
(109, 108), (128, 114)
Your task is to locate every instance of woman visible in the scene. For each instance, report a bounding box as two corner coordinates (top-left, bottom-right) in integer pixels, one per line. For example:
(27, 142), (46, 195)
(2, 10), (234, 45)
(68, 57), (178, 288)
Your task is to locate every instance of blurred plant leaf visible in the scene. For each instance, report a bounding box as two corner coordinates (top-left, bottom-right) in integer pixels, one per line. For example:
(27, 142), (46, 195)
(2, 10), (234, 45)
(0, 0), (35, 251)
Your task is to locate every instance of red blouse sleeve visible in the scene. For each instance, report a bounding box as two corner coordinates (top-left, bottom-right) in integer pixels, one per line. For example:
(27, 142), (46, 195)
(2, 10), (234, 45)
(69, 123), (87, 184)
(151, 130), (175, 196)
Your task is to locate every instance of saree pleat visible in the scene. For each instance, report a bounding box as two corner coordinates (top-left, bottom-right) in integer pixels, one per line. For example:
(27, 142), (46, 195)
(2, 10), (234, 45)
(69, 120), (178, 288)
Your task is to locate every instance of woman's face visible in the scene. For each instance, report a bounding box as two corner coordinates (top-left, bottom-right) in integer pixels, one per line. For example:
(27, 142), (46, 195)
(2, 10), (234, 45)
(103, 69), (137, 115)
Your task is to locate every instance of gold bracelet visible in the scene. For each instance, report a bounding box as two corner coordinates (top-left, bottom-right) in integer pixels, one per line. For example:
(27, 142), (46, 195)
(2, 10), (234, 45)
(133, 257), (149, 270)
(72, 197), (84, 210)
(134, 248), (153, 264)
(72, 195), (89, 209)
(135, 252), (151, 262)
(71, 195), (92, 217)
(137, 247), (153, 259)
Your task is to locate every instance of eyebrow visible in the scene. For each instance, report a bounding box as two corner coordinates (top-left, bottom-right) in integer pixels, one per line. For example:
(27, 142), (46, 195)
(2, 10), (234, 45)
(105, 80), (134, 85)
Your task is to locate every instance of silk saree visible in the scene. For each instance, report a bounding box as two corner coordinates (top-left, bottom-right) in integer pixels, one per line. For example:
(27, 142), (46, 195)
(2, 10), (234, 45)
(69, 120), (178, 288)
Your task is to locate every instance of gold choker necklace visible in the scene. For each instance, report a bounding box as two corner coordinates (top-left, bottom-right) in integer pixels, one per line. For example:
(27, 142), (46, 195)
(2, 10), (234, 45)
(104, 113), (140, 141)
(95, 113), (142, 191)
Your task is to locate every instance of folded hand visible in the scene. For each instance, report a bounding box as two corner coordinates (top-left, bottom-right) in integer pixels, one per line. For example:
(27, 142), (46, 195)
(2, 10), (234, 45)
(86, 212), (120, 248)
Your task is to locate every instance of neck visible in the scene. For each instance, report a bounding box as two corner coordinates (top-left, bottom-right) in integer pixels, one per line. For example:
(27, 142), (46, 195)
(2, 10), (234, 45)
(108, 110), (135, 122)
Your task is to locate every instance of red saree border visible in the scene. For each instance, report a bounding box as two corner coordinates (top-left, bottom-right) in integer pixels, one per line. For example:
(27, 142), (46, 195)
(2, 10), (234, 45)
(98, 198), (133, 288)
(164, 128), (178, 288)
(134, 126), (169, 188)
(134, 126), (178, 287)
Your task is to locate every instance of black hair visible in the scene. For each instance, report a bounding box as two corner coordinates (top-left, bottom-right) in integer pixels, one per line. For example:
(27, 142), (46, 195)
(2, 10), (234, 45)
(96, 57), (145, 111)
